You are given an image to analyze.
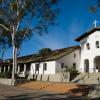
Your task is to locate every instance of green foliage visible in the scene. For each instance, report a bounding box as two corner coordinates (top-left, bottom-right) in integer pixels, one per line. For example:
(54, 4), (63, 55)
(39, 48), (52, 55)
(0, 71), (12, 78)
(62, 66), (79, 81)
(0, 73), (4, 78)
(69, 69), (79, 81)
(0, 0), (60, 57)
(90, 0), (100, 13)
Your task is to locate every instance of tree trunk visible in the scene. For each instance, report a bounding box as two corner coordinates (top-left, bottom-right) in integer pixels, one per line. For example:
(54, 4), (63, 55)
(15, 47), (17, 74)
(11, 26), (17, 86)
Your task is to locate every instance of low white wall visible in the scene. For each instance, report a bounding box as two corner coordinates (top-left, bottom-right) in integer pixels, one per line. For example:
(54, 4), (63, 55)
(49, 74), (62, 82)
(0, 78), (12, 85)
(30, 72), (70, 82)
(42, 75), (49, 81)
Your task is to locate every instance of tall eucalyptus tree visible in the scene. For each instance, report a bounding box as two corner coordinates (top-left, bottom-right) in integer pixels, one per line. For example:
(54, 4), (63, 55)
(0, 0), (60, 85)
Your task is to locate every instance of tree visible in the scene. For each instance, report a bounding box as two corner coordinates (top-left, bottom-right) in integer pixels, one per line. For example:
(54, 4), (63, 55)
(39, 48), (52, 55)
(0, 0), (60, 85)
(90, 0), (100, 17)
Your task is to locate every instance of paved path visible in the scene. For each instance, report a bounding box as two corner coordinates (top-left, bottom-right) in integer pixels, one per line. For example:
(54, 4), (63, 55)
(0, 84), (98, 100)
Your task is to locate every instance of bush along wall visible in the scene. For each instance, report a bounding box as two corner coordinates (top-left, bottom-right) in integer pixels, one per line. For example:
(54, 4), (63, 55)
(69, 69), (80, 81)
(62, 66), (80, 81)
(0, 71), (12, 79)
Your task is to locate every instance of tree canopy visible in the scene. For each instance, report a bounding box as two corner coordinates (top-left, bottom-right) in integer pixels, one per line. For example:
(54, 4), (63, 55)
(0, 0), (60, 58)
(39, 48), (52, 55)
(90, 0), (100, 16)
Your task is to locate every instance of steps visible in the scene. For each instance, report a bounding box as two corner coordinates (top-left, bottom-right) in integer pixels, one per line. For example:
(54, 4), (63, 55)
(71, 73), (87, 83)
(72, 73), (100, 84)
(17, 81), (89, 96)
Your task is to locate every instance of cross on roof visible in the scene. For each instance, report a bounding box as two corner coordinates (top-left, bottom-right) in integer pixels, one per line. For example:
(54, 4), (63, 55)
(93, 20), (98, 27)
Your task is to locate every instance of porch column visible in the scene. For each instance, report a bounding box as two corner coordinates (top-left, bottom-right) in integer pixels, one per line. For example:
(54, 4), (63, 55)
(17, 65), (20, 74)
(89, 58), (94, 73)
(4, 66), (6, 72)
(8, 66), (10, 72)
(24, 64), (26, 74)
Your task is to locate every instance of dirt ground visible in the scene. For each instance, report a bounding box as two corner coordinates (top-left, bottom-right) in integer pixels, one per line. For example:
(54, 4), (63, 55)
(0, 83), (88, 100)
(18, 81), (89, 96)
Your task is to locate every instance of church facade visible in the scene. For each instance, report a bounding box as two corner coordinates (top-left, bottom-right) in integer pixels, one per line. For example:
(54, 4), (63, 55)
(76, 27), (100, 73)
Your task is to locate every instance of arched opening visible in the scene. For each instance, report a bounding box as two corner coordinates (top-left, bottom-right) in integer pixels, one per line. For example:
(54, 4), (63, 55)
(94, 56), (100, 72)
(84, 59), (89, 72)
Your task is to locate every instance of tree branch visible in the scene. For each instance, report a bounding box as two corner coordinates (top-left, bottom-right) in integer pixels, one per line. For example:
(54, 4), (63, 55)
(0, 23), (10, 31)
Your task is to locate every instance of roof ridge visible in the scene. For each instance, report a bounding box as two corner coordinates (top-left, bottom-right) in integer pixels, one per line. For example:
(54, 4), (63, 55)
(52, 45), (80, 52)
(75, 27), (100, 41)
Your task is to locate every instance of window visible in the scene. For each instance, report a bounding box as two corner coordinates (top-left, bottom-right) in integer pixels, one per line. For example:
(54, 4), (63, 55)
(73, 63), (76, 70)
(43, 63), (47, 71)
(96, 41), (99, 48)
(86, 43), (90, 50)
(35, 64), (39, 71)
(61, 63), (64, 69)
(74, 53), (76, 58)
(96, 66), (98, 69)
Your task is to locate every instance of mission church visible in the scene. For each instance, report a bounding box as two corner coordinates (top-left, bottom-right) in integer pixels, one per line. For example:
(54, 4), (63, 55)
(0, 21), (100, 83)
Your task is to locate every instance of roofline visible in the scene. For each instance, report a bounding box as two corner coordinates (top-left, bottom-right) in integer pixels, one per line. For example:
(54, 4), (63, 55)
(2, 45), (80, 65)
(55, 47), (80, 60)
(20, 45), (80, 63)
(75, 27), (100, 42)
(29, 46), (80, 63)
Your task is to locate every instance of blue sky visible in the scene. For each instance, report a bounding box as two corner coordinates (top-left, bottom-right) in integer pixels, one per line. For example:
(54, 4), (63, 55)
(3, 0), (100, 59)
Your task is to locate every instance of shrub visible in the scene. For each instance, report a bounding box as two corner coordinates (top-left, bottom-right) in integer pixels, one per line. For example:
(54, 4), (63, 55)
(69, 69), (79, 81)
(61, 66), (79, 81)
(5, 71), (12, 78)
(0, 73), (4, 78)
(39, 48), (52, 55)
(0, 72), (12, 78)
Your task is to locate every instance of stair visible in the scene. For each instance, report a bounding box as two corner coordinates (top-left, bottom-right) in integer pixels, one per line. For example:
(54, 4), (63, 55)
(72, 73), (100, 84)
(17, 81), (89, 96)
(71, 73), (87, 83)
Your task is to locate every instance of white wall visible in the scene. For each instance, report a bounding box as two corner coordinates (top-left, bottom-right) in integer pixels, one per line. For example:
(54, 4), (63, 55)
(30, 61), (56, 75)
(56, 49), (80, 73)
(29, 50), (80, 75)
(80, 31), (100, 73)
(0, 78), (12, 85)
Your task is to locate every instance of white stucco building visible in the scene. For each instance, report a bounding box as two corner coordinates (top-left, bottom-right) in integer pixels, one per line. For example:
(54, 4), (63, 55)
(29, 46), (80, 75)
(0, 46), (80, 82)
(75, 27), (100, 73)
(0, 27), (100, 82)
